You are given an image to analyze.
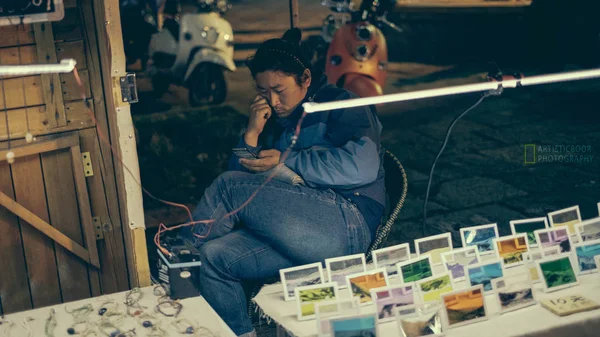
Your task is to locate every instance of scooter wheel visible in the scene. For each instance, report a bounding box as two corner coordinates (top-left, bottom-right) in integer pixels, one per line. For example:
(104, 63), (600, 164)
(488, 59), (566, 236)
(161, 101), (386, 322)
(188, 63), (227, 106)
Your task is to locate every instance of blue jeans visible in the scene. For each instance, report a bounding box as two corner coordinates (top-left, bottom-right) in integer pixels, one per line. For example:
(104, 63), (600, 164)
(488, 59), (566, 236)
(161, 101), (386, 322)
(182, 171), (372, 336)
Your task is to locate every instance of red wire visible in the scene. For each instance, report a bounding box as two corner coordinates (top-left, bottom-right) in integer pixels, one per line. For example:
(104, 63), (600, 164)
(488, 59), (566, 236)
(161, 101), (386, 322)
(72, 68), (307, 257)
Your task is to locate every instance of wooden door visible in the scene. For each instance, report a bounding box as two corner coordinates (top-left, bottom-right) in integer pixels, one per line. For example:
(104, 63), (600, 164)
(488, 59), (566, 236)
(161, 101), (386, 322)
(0, 0), (134, 315)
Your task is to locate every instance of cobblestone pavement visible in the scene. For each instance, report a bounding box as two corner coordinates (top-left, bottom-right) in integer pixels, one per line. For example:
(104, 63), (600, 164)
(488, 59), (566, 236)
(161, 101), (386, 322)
(378, 77), (600, 252)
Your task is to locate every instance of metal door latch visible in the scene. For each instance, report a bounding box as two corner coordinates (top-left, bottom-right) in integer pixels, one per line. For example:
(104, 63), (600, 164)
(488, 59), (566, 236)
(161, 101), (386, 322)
(120, 73), (139, 103)
(93, 217), (104, 240)
(82, 152), (94, 177)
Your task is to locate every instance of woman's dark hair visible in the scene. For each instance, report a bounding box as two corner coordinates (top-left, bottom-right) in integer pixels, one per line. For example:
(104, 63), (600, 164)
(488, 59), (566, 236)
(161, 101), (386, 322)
(245, 28), (312, 86)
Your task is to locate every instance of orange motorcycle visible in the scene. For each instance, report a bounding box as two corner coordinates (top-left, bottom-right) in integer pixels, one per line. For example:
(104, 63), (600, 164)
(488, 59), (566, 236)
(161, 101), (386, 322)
(320, 0), (401, 98)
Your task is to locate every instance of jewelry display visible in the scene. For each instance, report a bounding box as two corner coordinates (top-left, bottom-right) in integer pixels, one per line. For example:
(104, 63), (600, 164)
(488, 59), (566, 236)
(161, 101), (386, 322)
(44, 309), (57, 337)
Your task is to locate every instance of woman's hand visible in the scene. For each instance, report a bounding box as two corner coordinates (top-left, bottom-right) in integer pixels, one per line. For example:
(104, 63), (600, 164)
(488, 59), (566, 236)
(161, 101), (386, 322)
(239, 149), (281, 173)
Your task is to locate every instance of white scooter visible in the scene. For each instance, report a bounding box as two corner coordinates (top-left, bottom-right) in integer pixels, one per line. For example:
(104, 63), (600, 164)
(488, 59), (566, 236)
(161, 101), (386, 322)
(148, 0), (236, 106)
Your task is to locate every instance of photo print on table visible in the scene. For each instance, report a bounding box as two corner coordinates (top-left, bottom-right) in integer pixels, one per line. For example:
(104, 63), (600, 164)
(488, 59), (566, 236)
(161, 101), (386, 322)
(441, 285), (488, 329)
(294, 282), (339, 321)
(325, 254), (367, 289)
(573, 239), (600, 275)
(575, 217), (600, 242)
(329, 313), (377, 337)
(417, 272), (454, 303)
(280, 262), (324, 301)
(493, 234), (530, 268)
(315, 298), (360, 337)
(542, 246), (561, 256)
(535, 227), (572, 253)
(372, 243), (411, 278)
(522, 251), (543, 283)
(491, 273), (536, 314)
(397, 254), (433, 283)
(370, 284), (416, 323)
(536, 253), (579, 293)
(441, 247), (480, 282)
(346, 268), (390, 305)
(415, 233), (453, 265)
(466, 260), (504, 293)
(460, 223), (499, 256)
(510, 217), (549, 248)
(397, 306), (443, 337)
(548, 205), (582, 237)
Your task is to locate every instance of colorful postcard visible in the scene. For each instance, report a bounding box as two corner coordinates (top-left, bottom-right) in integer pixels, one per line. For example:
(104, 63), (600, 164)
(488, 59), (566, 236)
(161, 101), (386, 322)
(548, 205), (582, 237)
(294, 282), (339, 321)
(346, 268), (390, 305)
(491, 274), (536, 313)
(542, 246), (561, 256)
(510, 217), (549, 248)
(329, 313), (377, 337)
(280, 262), (324, 301)
(465, 260), (504, 293)
(535, 227), (572, 253)
(522, 251), (543, 283)
(325, 254), (367, 289)
(370, 285), (415, 323)
(315, 298), (360, 337)
(417, 272), (454, 303)
(441, 285), (487, 329)
(396, 306), (443, 337)
(575, 217), (600, 242)
(415, 233), (453, 265)
(573, 239), (600, 275)
(536, 254), (579, 293)
(372, 243), (411, 278)
(460, 223), (499, 255)
(441, 247), (480, 282)
(493, 233), (530, 268)
(397, 255), (433, 283)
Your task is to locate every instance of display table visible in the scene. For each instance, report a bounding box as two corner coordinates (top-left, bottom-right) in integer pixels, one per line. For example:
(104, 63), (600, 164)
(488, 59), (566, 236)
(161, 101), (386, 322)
(0, 286), (236, 337)
(252, 260), (600, 337)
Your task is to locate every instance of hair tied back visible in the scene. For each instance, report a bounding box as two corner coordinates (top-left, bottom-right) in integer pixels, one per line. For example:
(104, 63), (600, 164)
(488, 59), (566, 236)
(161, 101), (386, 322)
(281, 28), (302, 45)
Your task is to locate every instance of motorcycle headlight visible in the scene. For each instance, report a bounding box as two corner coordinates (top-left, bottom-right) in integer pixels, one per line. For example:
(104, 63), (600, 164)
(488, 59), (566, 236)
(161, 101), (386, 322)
(356, 24), (372, 41)
(355, 45), (369, 61)
(201, 26), (219, 44)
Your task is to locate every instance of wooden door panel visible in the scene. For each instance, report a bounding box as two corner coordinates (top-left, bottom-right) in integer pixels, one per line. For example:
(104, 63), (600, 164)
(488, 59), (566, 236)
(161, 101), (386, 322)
(41, 148), (95, 302)
(11, 154), (62, 308)
(79, 128), (129, 294)
(0, 161), (32, 315)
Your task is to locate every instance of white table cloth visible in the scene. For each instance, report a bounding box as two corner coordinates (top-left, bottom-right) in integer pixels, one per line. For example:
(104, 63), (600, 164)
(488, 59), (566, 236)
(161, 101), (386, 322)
(253, 259), (600, 337)
(0, 286), (236, 337)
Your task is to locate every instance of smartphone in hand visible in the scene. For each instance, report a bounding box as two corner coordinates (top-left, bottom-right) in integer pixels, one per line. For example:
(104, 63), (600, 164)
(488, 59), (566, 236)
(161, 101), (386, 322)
(232, 147), (259, 159)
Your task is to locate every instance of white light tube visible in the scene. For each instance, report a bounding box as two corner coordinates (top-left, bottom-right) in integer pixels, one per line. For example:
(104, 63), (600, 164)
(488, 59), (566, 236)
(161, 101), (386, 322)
(302, 68), (600, 113)
(0, 59), (77, 76)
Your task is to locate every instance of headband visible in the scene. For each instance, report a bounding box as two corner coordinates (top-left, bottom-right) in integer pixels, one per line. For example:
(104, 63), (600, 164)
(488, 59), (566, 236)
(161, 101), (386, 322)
(267, 48), (306, 70)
